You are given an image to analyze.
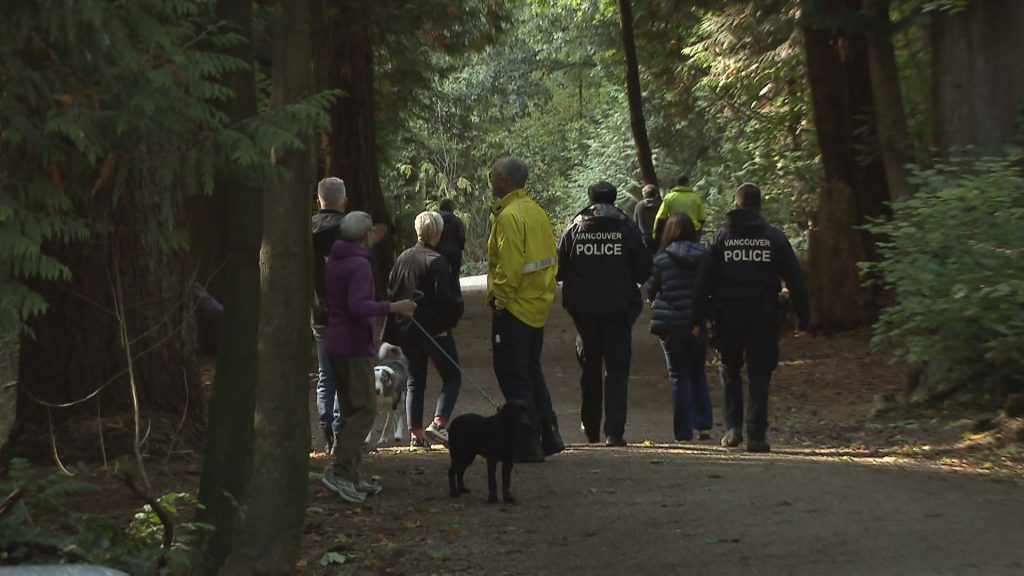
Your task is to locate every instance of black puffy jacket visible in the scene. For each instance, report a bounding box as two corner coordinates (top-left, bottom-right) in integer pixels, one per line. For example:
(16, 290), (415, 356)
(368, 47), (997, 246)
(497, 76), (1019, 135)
(557, 202), (652, 315)
(311, 209), (345, 326)
(646, 240), (706, 336)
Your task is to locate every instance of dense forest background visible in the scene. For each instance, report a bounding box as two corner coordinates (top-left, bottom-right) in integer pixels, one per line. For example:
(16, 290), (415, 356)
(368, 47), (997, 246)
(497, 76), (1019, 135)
(1, 0), (1022, 573)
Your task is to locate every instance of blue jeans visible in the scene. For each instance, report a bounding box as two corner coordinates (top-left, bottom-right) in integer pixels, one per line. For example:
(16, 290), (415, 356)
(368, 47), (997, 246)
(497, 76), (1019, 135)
(660, 331), (713, 441)
(404, 332), (462, 431)
(313, 325), (342, 433)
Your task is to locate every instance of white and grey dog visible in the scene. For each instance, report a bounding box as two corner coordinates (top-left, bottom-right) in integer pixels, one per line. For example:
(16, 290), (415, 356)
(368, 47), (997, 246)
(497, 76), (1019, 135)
(365, 342), (409, 449)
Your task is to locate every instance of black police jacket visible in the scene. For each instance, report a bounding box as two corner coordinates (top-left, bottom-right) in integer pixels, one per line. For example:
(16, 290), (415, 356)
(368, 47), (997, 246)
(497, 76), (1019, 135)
(556, 203), (653, 315)
(311, 209), (345, 326)
(694, 209), (809, 329)
(384, 242), (464, 343)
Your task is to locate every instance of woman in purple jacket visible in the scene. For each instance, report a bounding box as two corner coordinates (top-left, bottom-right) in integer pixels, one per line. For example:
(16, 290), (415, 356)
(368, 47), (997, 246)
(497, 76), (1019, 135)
(322, 211), (416, 504)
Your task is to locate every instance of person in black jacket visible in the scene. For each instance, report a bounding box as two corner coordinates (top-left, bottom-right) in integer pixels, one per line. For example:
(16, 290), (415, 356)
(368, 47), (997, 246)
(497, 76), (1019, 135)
(557, 181), (652, 446)
(693, 183), (810, 453)
(435, 198), (466, 284)
(384, 211), (464, 449)
(646, 214), (713, 442)
(312, 177), (347, 454)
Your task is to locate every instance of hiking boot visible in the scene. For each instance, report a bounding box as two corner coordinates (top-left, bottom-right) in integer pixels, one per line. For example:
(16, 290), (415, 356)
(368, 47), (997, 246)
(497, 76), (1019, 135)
(605, 436), (627, 447)
(541, 415), (565, 456)
(746, 439), (771, 453)
(697, 429), (712, 441)
(356, 479), (383, 496)
(322, 471), (365, 504)
(721, 427), (743, 448)
(515, 435), (546, 463)
(425, 421), (449, 447)
(320, 427), (335, 455)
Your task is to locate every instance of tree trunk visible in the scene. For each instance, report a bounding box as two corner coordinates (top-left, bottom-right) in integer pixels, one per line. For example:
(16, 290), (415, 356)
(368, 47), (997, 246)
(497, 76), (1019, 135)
(864, 0), (915, 200)
(800, 0), (890, 330)
(195, 0), (261, 570)
(220, 1), (315, 572)
(616, 0), (658, 187)
(932, 0), (1024, 154)
(14, 218), (202, 460)
(327, 0), (395, 294)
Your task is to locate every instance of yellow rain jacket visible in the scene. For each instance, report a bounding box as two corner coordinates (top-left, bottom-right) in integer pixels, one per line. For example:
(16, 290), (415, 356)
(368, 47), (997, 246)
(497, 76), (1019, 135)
(487, 189), (557, 328)
(654, 185), (706, 232)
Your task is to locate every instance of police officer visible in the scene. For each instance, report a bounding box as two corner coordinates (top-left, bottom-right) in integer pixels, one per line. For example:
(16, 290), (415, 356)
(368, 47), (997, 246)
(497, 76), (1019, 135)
(693, 183), (809, 452)
(557, 181), (652, 446)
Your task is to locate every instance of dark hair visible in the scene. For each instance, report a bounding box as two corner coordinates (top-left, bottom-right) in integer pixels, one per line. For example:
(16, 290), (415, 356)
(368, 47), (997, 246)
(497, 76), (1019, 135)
(735, 182), (762, 210)
(587, 181), (617, 204)
(675, 174), (689, 187)
(656, 213), (698, 253)
(439, 198), (456, 212)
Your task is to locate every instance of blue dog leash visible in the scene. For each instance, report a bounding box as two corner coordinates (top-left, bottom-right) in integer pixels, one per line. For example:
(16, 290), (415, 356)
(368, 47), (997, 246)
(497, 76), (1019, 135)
(406, 290), (500, 410)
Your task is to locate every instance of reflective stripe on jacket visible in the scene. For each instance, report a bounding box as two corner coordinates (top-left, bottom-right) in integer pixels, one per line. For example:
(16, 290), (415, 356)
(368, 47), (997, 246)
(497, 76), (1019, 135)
(487, 189), (557, 328)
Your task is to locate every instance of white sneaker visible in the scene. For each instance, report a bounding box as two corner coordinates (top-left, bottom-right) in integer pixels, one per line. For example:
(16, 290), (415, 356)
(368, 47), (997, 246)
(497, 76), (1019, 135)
(356, 479), (383, 496)
(425, 422), (449, 447)
(322, 471), (365, 503)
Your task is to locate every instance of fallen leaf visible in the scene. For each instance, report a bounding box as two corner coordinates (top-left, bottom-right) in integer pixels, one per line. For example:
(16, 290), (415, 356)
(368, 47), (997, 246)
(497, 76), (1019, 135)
(319, 552), (347, 566)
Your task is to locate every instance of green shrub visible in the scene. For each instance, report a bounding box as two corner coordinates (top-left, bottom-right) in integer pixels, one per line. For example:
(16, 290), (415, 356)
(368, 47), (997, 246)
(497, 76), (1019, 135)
(862, 150), (1024, 394)
(1, 458), (210, 574)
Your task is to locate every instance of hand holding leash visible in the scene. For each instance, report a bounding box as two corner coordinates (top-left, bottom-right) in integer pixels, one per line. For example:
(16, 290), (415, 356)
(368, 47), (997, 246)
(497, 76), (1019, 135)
(390, 300), (416, 316)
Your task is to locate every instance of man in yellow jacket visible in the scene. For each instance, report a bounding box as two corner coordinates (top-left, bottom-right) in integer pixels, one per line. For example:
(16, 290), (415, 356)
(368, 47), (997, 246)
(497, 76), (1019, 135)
(652, 174), (706, 249)
(487, 156), (565, 462)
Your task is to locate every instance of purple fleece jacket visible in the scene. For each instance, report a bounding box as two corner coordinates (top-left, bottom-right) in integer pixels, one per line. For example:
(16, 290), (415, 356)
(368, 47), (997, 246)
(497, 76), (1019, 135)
(325, 240), (390, 358)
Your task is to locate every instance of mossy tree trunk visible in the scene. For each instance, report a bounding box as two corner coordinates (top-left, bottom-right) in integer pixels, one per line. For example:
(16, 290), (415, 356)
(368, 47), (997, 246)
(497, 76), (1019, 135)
(219, 0), (315, 571)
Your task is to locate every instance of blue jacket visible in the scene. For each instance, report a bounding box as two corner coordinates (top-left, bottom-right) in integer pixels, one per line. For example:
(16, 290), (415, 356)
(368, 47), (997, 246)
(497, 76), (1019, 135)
(646, 240), (706, 336)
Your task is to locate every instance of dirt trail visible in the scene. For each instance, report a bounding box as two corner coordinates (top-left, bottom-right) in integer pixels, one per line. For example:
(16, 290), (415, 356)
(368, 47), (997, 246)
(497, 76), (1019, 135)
(300, 278), (1024, 575)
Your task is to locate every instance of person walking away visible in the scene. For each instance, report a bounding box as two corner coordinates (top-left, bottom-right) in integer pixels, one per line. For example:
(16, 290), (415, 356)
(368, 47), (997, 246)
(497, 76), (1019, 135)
(693, 183), (809, 453)
(634, 184), (662, 253)
(311, 177), (347, 454)
(384, 211), (464, 449)
(557, 181), (652, 446)
(646, 214), (713, 442)
(487, 156), (564, 462)
(652, 174), (706, 248)
(435, 198), (467, 284)
(322, 211), (416, 503)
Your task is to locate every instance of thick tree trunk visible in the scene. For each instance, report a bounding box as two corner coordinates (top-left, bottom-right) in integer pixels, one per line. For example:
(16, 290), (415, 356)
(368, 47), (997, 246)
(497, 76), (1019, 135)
(616, 0), (658, 186)
(14, 195), (202, 461)
(220, 1), (314, 572)
(195, 0), (261, 570)
(932, 0), (1024, 154)
(801, 0), (890, 330)
(327, 0), (395, 294)
(864, 0), (915, 200)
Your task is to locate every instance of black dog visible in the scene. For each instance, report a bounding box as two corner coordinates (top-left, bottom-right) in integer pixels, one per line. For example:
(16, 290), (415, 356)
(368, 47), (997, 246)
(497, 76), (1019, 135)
(447, 401), (533, 504)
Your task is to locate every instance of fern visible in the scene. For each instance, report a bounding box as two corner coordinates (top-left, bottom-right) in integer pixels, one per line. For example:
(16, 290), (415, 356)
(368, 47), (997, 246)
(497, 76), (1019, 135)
(0, 0), (338, 337)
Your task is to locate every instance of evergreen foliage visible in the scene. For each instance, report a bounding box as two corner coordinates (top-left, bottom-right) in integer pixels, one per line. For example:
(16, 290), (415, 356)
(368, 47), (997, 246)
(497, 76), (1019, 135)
(0, 0), (337, 337)
(1, 458), (209, 573)
(863, 150), (1024, 393)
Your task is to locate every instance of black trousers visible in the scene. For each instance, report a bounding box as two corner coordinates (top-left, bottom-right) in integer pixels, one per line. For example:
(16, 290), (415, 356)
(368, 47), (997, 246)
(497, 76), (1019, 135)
(713, 300), (779, 442)
(491, 310), (554, 423)
(572, 311), (633, 439)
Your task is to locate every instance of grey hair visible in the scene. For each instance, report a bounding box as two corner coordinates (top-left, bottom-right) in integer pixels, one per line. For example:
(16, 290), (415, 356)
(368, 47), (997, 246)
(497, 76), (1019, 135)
(317, 177), (346, 209)
(495, 156), (529, 188)
(414, 211), (444, 242)
(339, 211), (373, 242)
